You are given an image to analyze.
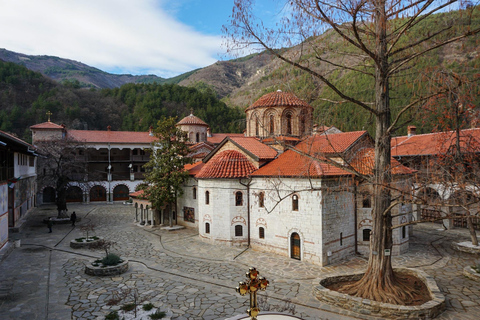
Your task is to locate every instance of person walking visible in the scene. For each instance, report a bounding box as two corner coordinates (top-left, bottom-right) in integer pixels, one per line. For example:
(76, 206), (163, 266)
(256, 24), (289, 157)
(47, 218), (53, 233)
(70, 211), (77, 227)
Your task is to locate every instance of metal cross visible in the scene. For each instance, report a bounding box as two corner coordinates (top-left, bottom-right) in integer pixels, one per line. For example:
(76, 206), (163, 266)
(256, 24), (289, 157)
(236, 267), (269, 320)
(46, 111), (52, 122)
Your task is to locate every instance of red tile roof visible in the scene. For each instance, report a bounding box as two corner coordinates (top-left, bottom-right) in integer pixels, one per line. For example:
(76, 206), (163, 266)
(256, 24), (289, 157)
(351, 148), (415, 175)
(184, 161), (205, 176)
(391, 128), (480, 157)
(229, 136), (278, 160)
(246, 90), (313, 111)
(207, 133), (245, 145)
(0, 130), (35, 149)
(68, 130), (158, 144)
(261, 136), (301, 144)
(196, 150), (256, 178)
(176, 114), (208, 126)
(30, 121), (65, 129)
(296, 131), (367, 155)
(251, 150), (349, 177)
(130, 190), (148, 199)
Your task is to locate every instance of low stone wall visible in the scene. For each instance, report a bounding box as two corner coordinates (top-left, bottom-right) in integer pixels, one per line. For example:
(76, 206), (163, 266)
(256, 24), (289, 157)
(85, 260), (129, 276)
(452, 242), (480, 254)
(463, 266), (480, 281)
(70, 237), (102, 249)
(314, 268), (445, 319)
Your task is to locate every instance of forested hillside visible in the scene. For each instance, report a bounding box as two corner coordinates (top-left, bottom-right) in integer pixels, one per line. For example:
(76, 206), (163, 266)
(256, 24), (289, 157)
(0, 61), (244, 142)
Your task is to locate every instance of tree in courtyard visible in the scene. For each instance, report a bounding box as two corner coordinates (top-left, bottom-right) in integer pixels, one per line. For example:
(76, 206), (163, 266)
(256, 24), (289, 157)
(412, 70), (480, 245)
(142, 117), (193, 227)
(35, 136), (92, 218)
(224, 0), (480, 304)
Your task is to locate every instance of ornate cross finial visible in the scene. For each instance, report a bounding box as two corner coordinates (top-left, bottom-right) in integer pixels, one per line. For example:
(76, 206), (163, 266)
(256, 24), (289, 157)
(236, 267), (269, 320)
(46, 111), (52, 122)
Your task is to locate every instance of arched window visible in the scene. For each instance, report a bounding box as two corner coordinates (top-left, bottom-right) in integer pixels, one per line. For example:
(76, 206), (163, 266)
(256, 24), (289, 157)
(196, 132), (199, 143)
(286, 113), (292, 135)
(258, 192), (264, 208)
(205, 191), (210, 205)
(402, 226), (406, 239)
(193, 187), (197, 199)
(363, 229), (371, 241)
(205, 222), (210, 234)
(363, 195), (371, 208)
(292, 194), (299, 211)
(235, 191), (243, 206)
(255, 119), (259, 136)
(235, 225), (243, 237)
(269, 114), (275, 135)
(259, 227), (265, 239)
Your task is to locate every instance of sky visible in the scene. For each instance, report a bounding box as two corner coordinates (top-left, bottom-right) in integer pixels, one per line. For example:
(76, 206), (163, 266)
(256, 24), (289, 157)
(0, 0), (281, 78)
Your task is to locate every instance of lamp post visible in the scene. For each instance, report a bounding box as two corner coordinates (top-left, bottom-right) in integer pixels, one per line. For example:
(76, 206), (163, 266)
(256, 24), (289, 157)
(236, 267), (269, 320)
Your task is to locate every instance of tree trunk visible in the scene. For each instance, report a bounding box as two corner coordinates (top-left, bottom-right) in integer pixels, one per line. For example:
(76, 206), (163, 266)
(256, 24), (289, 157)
(341, 2), (418, 304)
(56, 187), (68, 218)
(467, 216), (478, 246)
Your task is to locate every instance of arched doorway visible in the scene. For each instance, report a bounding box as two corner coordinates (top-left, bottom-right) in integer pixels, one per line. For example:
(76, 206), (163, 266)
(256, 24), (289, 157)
(66, 186), (83, 202)
(90, 185), (107, 202)
(43, 187), (55, 203)
(290, 233), (301, 260)
(113, 185), (129, 201)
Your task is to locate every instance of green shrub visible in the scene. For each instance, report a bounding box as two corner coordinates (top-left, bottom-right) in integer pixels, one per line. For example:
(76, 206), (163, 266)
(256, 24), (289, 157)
(101, 253), (121, 266)
(120, 302), (136, 312)
(105, 311), (119, 320)
(143, 303), (154, 311)
(149, 310), (166, 319)
(75, 237), (85, 242)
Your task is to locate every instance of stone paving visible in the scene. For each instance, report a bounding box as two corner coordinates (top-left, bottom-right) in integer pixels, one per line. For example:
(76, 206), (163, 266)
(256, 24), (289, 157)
(0, 204), (479, 319)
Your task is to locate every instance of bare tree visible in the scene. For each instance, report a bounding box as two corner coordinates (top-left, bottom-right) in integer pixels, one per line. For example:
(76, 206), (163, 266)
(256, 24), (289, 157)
(35, 136), (93, 218)
(224, 0), (480, 304)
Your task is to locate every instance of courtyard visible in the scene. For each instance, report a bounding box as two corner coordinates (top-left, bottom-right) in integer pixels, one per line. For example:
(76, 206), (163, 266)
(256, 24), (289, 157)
(0, 204), (479, 319)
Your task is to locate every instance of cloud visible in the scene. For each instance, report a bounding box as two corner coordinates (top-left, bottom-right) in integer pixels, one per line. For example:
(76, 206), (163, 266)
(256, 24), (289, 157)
(0, 0), (222, 77)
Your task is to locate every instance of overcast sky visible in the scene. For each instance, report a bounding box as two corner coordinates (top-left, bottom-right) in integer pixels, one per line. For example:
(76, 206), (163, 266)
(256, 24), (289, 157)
(0, 0), (281, 78)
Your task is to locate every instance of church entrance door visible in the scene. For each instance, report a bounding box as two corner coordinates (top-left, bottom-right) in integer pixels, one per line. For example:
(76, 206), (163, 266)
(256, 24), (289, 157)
(290, 233), (301, 260)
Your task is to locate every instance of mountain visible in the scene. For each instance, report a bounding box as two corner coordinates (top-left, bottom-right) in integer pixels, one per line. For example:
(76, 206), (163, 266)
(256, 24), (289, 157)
(0, 48), (165, 89)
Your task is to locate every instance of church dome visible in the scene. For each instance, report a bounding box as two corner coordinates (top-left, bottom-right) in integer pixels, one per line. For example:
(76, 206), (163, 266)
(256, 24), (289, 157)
(246, 90), (313, 111)
(177, 113), (208, 127)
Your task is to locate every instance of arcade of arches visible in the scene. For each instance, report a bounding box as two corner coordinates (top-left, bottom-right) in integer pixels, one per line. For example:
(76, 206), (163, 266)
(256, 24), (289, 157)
(42, 184), (133, 204)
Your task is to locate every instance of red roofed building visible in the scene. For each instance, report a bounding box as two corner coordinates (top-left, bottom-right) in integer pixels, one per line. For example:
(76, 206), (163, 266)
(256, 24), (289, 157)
(31, 120), (157, 206)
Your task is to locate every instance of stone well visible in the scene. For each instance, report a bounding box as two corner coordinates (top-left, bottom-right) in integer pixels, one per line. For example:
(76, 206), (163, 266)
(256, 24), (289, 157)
(314, 268), (445, 319)
(85, 260), (129, 276)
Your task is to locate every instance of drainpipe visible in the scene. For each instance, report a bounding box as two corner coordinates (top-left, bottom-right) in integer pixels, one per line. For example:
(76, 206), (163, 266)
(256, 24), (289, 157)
(239, 178), (252, 248)
(353, 175), (358, 255)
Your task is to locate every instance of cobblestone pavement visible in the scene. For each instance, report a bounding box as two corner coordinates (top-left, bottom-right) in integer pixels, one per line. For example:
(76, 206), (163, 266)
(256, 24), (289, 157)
(0, 204), (479, 319)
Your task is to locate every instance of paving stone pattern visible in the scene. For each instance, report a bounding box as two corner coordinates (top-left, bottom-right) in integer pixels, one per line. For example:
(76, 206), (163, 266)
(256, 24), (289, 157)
(0, 204), (479, 319)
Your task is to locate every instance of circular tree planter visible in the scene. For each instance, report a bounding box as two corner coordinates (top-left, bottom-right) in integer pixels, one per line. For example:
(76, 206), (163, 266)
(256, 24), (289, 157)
(85, 260), (129, 276)
(452, 241), (480, 254)
(463, 266), (480, 281)
(70, 237), (103, 249)
(314, 268), (445, 319)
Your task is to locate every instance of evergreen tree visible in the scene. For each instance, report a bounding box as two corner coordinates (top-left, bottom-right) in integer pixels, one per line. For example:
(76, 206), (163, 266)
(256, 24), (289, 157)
(142, 117), (193, 227)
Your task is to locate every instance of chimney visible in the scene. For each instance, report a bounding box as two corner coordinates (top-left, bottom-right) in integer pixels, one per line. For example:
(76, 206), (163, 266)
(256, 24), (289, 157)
(407, 126), (416, 137)
(149, 126), (154, 136)
(107, 125), (111, 132)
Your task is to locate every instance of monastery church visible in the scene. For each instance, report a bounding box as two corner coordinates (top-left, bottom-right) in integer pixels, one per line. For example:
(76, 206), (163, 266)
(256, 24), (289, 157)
(31, 90), (413, 267)
(174, 90), (413, 266)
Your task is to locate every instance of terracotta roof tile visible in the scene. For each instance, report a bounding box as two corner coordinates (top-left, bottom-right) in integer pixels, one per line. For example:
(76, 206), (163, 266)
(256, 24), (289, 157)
(391, 128), (480, 157)
(261, 136), (301, 143)
(130, 190), (148, 199)
(30, 121), (65, 129)
(229, 136), (278, 160)
(252, 150), (349, 177)
(184, 162), (205, 176)
(207, 133), (245, 145)
(246, 90), (313, 111)
(196, 150), (256, 178)
(177, 114), (208, 126)
(351, 148), (415, 175)
(68, 130), (158, 144)
(0, 130), (35, 149)
(296, 131), (367, 154)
